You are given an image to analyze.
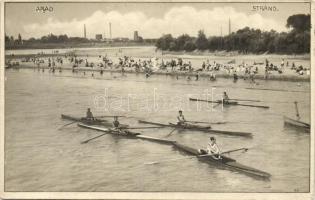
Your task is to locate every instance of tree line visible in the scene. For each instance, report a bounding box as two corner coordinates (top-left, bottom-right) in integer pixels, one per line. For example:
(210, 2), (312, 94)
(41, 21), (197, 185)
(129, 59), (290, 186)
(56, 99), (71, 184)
(5, 33), (157, 47)
(156, 14), (310, 54)
(5, 33), (93, 45)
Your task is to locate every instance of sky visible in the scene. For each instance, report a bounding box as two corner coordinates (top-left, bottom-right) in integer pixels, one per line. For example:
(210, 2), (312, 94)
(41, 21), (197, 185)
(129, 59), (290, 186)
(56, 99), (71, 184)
(5, 2), (310, 40)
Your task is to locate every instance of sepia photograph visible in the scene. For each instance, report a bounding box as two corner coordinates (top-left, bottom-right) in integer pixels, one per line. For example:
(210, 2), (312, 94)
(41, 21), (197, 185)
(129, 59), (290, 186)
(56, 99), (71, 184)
(1, 0), (313, 199)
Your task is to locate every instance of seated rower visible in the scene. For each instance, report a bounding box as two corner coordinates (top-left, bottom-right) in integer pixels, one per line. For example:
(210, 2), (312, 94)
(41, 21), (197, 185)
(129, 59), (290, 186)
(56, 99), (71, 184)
(86, 108), (94, 121)
(177, 110), (186, 126)
(199, 137), (222, 160)
(222, 91), (230, 104)
(113, 116), (120, 129)
(112, 116), (134, 136)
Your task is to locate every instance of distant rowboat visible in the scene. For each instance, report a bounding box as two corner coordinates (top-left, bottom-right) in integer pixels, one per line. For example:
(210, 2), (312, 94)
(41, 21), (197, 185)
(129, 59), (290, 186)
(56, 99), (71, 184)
(138, 120), (252, 137)
(61, 114), (129, 128)
(189, 98), (269, 109)
(61, 114), (111, 126)
(284, 116), (310, 132)
(283, 102), (310, 132)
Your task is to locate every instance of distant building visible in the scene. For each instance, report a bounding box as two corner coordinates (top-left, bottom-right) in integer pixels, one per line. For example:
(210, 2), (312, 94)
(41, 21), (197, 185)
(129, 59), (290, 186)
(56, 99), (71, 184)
(109, 22), (112, 39)
(95, 34), (103, 41)
(228, 18), (231, 35)
(134, 31), (139, 41)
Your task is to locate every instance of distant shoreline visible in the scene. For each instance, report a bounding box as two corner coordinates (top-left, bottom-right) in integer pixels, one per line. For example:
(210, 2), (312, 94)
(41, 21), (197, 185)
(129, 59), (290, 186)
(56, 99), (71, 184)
(5, 42), (155, 50)
(5, 46), (310, 60)
(13, 64), (310, 82)
(5, 46), (310, 82)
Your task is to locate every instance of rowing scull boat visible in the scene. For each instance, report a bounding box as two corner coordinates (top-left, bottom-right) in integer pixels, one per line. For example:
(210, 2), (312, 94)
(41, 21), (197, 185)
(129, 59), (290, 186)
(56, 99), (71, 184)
(138, 120), (252, 137)
(283, 102), (310, 132)
(61, 114), (128, 128)
(189, 98), (269, 109)
(283, 116), (310, 132)
(172, 142), (271, 178)
(78, 123), (175, 144)
(78, 123), (270, 178)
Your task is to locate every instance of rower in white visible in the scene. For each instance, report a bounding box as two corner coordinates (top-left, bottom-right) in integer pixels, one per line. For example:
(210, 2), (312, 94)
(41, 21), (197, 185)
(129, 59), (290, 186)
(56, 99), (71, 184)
(207, 137), (222, 160)
(207, 137), (221, 159)
(199, 137), (222, 160)
(177, 110), (186, 125)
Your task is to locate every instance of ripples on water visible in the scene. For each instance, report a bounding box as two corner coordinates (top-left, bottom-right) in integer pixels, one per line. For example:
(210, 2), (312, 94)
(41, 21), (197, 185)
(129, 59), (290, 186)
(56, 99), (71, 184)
(4, 69), (310, 192)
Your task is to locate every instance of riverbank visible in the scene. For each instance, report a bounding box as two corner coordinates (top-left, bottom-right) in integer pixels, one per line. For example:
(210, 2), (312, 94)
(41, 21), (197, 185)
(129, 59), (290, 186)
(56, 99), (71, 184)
(14, 64), (310, 82)
(161, 50), (310, 60)
(5, 46), (310, 82)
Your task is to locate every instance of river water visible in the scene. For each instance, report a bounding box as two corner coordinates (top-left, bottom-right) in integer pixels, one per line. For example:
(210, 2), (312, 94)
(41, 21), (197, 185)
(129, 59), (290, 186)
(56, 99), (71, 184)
(4, 68), (310, 192)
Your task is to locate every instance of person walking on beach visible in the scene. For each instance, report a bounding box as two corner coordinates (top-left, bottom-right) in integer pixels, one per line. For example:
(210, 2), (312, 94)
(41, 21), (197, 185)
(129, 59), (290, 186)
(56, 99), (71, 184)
(281, 59), (284, 68)
(195, 72), (199, 81)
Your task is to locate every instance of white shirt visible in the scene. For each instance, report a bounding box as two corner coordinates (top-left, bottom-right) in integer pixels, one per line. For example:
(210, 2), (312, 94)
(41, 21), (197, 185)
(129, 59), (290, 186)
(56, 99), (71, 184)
(177, 114), (185, 122)
(207, 142), (221, 154)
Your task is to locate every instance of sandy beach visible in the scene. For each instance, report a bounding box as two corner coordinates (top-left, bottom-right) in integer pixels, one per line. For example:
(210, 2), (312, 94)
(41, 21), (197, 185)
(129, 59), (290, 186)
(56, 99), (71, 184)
(5, 46), (310, 82)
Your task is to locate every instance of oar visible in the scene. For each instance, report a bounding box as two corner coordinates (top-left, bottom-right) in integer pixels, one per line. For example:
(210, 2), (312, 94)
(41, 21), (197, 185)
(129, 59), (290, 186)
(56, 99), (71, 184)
(95, 115), (126, 118)
(213, 102), (222, 108)
(189, 98), (269, 109)
(294, 101), (301, 120)
(165, 128), (177, 137)
(186, 120), (226, 125)
(58, 121), (77, 130)
(235, 103), (269, 109)
(229, 98), (261, 102)
(145, 148), (249, 165)
(121, 126), (163, 129)
(81, 132), (110, 144)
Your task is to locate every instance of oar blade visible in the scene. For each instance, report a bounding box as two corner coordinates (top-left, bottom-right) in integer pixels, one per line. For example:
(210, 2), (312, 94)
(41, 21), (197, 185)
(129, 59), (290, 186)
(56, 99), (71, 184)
(144, 161), (159, 165)
(58, 121), (77, 130)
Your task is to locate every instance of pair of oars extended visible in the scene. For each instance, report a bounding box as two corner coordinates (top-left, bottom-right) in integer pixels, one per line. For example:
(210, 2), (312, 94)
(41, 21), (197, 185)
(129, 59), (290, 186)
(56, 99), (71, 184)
(80, 126), (162, 144)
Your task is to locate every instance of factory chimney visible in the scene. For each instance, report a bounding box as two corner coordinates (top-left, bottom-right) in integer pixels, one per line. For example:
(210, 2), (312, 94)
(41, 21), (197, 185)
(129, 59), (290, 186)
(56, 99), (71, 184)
(84, 24), (87, 38)
(109, 22), (112, 39)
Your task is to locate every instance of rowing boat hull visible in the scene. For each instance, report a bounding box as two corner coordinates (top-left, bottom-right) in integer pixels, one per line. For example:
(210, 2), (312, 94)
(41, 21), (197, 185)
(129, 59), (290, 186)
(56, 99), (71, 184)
(61, 114), (128, 128)
(284, 116), (310, 132)
(189, 98), (236, 105)
(61, 114), (110, 125)
(78, 123), (176, 144)
(139, 120), (252, 137)
(189, 98), (269, 109)
(172, 142), (271, 178)
(168, 123), (211, 130)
